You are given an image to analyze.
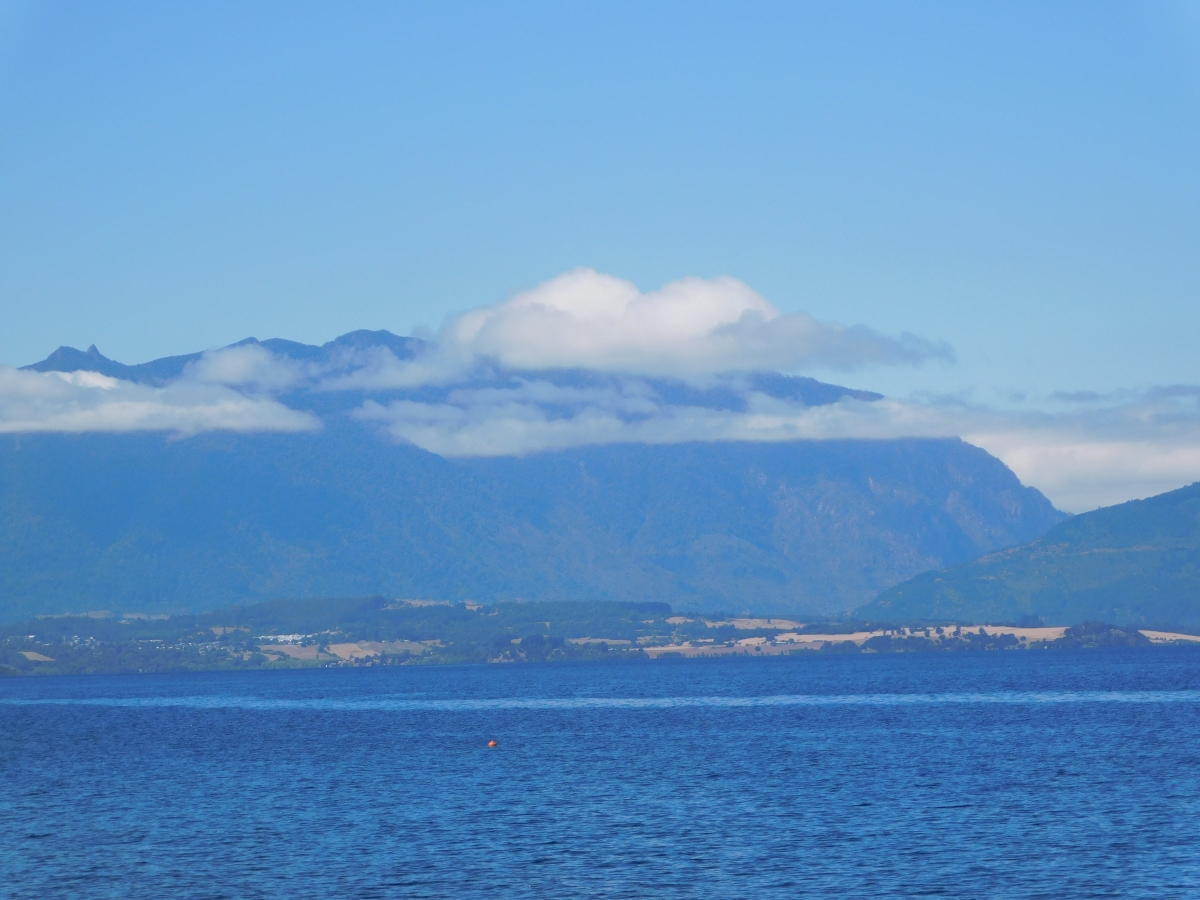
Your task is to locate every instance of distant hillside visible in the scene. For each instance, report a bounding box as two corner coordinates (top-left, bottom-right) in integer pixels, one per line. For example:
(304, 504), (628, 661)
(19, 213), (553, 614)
(859, 482), (1200, 627)
(0, 331), (1065, 622)
(0, 429), (1063, 622)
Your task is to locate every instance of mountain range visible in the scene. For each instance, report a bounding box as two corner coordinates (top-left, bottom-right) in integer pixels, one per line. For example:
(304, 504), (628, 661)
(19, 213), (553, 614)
(0, 331), (1065, 622)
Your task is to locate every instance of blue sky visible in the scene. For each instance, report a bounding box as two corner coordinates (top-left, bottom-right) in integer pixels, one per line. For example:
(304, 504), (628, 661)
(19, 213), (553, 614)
(2, 1), (1200, 510)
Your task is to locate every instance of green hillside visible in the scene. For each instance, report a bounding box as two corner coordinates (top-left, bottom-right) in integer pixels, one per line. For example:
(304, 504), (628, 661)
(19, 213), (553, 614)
(859, 482), (1200, 626)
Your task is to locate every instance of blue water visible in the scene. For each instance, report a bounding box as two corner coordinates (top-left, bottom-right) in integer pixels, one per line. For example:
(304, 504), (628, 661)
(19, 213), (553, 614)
(4, 650), (1200, 898)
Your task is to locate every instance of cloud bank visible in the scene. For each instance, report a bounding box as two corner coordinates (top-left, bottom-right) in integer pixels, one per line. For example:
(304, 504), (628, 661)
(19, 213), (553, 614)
(354, 384), (939, 457)
(0, 354), (318, 436)
(356, 378), (1200, 514)
(6, 270), (1198, 513)
(962, 387), (1200, 513)
(183, 343), (310, 391)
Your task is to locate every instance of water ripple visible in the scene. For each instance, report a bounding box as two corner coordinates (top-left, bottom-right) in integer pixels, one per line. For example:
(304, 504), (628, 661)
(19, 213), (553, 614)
(5, 688), (1200, 711)
(7, 656), (1200, 899)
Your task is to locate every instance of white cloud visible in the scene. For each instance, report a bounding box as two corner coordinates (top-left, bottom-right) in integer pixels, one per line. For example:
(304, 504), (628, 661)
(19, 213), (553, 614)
(354, 378), (1200, 514)
(969, 431), (1200, 514)
(0, 366), (319, 435)
(453, 269), (952, 375)
(962, 387), (1200, 513)
(317, 345), (463, 391)
(323, 269), (952, 389)
(354, 381), (953, 457)
(184, 344), (308, 390)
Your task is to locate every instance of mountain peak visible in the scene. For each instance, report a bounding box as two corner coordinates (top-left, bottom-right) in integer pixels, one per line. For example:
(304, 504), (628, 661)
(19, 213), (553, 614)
(25, 344), (126, 379)
(22, 330), (421, 386)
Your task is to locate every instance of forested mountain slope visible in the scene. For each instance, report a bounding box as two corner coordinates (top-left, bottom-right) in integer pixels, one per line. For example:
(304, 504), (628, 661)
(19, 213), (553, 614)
(861, 482), (1200, 626)
(0, 427), (1062, 621)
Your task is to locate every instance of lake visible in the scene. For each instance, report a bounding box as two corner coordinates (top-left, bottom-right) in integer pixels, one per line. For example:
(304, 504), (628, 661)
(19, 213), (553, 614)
(3, 649), (1200, 898)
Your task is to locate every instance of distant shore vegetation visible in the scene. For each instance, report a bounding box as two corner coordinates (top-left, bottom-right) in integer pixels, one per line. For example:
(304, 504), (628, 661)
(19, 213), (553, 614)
(2, 597), (1197, 677)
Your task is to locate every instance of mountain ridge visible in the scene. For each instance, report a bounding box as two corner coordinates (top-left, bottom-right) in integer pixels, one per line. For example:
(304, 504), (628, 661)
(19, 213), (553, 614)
(21, 330), (884, 408)
(1, 330), (1064, 623)
(859, 481), (1200, 626)
(22, 330), (422, 386)
(0, 429), (1064, 623)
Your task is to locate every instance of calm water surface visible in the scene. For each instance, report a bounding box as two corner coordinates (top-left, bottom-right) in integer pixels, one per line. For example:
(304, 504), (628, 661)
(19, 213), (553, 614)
(3, 649), (1200, 898)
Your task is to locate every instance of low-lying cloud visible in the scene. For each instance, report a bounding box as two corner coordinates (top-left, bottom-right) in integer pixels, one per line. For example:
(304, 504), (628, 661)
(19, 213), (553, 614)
(0, 364), (319, 435)
(355, 378), (1200, 514)
(7, 270), (1199, 513)
(5, 344), (1198, 512)
(354, 383), (941, 457)
(962, 386), (1200, 513)
(184, 343), (310, 391)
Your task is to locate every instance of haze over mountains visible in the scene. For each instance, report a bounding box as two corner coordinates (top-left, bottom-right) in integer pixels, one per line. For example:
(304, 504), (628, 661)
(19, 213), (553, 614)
(0, 329), (1067, 623)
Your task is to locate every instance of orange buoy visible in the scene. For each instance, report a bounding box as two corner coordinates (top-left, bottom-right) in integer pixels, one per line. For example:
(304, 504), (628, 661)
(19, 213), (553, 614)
(487, 739), (498, 748)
